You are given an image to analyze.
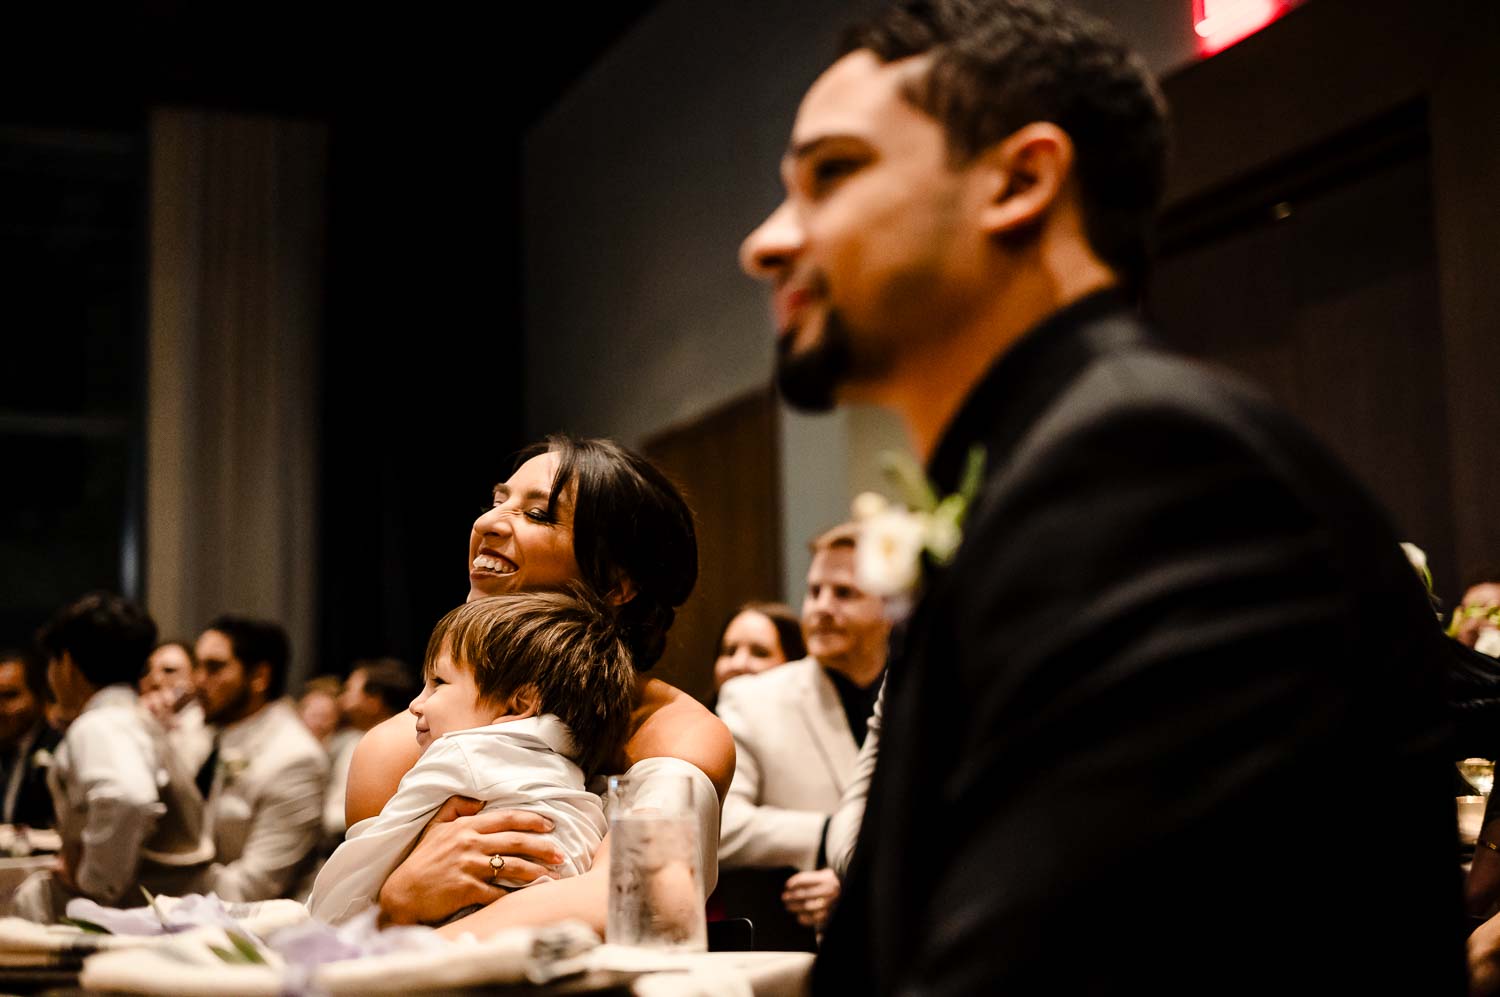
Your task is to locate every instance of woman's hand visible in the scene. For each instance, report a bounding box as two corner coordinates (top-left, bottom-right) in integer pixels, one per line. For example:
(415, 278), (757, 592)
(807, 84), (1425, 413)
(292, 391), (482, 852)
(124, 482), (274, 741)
(782, 867), (840, 930)
(377, 797), (566, 926)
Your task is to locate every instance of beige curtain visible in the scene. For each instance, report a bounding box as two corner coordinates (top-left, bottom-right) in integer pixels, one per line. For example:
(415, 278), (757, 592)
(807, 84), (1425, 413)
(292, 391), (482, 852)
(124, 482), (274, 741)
(146, 109), (325, 689)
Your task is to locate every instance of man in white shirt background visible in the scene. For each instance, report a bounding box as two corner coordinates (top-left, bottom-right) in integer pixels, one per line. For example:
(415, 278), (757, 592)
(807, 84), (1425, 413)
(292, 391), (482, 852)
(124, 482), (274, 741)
(16, 592), (208, 920)
(323, 658), (417, 846)
(186, 615), (328, 901)
(714, 523), (888, 949)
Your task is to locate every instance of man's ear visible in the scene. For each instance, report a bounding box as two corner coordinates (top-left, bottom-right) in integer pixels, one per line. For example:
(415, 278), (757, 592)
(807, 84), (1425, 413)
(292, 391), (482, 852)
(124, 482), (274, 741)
(976, 122), (1075, 239)
(249, 661), (273, 698)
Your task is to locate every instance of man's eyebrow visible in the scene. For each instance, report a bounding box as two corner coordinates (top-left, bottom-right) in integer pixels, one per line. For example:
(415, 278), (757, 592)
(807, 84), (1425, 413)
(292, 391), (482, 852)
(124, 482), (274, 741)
(785, 134), (861, 162)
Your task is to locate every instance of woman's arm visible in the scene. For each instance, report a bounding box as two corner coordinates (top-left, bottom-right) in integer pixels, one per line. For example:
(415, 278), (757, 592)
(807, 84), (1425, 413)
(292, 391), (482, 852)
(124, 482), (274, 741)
(345, 711), (424, 827)
(623, 678), (735, 803)
(430, 680), (734, 939)
(439, 754), (723, 940)
(438, 835), (612, 938)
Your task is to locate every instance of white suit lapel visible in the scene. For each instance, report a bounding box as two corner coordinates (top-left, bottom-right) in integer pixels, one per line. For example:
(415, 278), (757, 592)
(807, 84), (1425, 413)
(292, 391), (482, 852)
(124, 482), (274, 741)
(797, 661), (859, 789)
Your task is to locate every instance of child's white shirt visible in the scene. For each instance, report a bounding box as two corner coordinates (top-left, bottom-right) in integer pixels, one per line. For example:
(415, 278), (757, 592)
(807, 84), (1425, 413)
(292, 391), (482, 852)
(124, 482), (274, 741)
(307, 714), (605, 925)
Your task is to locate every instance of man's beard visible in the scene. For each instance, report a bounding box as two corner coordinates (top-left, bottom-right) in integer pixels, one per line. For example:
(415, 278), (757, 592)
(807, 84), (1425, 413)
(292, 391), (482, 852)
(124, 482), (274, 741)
(775, 310), (856, 413)
(205, 679), (254, 725)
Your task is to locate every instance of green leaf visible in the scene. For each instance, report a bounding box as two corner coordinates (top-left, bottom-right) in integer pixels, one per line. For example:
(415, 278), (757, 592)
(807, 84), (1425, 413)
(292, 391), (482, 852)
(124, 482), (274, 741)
(957, 445), (987, 506)
(208, 944), (246, 964)
(60, 916), (112, 935)
(225, 929), (267, 965)
(880, 451), (938, 512)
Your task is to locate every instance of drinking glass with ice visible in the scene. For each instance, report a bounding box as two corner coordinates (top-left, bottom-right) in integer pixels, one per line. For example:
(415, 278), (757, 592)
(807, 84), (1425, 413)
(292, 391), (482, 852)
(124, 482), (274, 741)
(605, 773), (707, 951)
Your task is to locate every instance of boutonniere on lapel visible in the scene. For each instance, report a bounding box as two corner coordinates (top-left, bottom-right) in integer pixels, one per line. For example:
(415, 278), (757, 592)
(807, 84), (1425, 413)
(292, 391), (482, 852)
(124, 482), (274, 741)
(851, 444), (986, 620)
(30, 747), (53, 770)
(218, 749), (251, 785)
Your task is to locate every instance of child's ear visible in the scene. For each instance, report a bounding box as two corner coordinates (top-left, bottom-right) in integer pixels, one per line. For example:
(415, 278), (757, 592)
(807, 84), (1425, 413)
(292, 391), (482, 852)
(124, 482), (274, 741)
(500, 685), (541, 720)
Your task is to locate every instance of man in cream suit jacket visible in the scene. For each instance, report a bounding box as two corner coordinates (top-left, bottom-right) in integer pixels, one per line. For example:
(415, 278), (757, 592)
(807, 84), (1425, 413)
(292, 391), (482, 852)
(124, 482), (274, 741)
(715, 524), (887, 948)
(185, 617), (328, 901)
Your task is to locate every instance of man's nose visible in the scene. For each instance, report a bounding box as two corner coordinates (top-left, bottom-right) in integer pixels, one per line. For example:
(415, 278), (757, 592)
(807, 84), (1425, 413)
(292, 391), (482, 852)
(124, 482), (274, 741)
(740, 200), (803, 280)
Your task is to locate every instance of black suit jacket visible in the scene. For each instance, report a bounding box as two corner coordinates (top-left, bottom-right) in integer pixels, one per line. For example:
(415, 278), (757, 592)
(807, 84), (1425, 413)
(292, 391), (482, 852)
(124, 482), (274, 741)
(814, 293), (1463, 994)
(4, 721), (60, 829)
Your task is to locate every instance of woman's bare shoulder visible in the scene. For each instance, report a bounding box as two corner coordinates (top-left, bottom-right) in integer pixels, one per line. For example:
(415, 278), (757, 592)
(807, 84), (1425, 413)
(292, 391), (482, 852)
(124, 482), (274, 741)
(623, 677), (735, 802)
(345, 710), (424, 827)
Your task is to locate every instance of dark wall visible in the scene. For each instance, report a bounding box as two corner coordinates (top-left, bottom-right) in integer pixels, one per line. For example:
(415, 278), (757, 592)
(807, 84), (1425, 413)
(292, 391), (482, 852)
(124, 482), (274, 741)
(316, 101), (528, 674)
(1149, 0), (1500, 605)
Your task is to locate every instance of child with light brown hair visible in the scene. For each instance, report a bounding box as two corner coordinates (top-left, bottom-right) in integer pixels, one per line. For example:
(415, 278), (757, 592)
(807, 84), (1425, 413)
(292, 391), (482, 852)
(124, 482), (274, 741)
(308, 590), (635, 925)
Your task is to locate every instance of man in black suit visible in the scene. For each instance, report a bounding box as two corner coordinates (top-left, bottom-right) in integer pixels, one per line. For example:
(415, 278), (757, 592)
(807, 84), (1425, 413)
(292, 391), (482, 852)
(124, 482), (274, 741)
(739, 1), (1462, 991)
(0, 648), (60, 829)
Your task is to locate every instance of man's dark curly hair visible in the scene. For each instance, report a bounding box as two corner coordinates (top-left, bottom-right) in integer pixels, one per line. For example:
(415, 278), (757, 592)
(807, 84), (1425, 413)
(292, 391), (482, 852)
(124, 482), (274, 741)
(37, 592), (157, 690)
(841, 0), (1169, 289)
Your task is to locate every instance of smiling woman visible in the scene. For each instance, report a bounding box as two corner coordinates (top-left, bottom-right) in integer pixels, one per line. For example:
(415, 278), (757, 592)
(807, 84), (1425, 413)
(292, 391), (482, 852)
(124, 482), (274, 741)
(467, 454), (581, 598)
(339, 435), (734, 936)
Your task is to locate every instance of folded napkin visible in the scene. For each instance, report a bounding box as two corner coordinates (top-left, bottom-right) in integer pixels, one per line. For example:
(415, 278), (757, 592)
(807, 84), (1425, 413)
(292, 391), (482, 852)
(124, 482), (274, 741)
(0, 917), (149, 969)
(67, 894), (310, 938)
(0, 893), (310, 971)
(80, 917), (601, 996)
(584, 946), (814, 997)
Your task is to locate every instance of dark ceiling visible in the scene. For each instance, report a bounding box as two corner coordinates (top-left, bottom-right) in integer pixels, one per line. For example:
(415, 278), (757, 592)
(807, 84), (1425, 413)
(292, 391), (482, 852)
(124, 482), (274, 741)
(0, 2), (659, 132)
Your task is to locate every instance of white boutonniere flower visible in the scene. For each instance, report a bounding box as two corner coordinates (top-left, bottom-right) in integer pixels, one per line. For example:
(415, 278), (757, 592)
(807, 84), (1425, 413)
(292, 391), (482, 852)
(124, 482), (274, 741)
(852, 445), (986, 619)
(219, 749), (251, 783)
(30, 747), (53, 769)
(1400, 542), (1432, 594)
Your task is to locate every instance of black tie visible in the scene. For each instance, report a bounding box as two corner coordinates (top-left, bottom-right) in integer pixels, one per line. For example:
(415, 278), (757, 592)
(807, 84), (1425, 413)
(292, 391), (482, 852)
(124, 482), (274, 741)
(195, 739), (219, 798)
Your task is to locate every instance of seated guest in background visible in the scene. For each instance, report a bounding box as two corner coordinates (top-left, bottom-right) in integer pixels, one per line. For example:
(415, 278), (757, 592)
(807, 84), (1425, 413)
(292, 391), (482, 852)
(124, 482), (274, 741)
(309, 591), (634, 925)
(16, 593), (209, 921)
(715, 524), (887, 950)
(1454, 574), (1500, 656)
(712, 601), (807, 691)
(141, 640), (210, 765)
(140, 640), (196, 699)
(0, 647), (60, 829)
(322, 658), (418, 845)
(298, 675), (345, 748)
(185, 616), (328, 901)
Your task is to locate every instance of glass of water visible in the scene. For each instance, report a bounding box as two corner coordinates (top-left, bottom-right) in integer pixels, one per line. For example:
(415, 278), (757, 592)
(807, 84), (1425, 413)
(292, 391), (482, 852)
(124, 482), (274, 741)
(1458, 758), (1495, 797)
(605, 772), (707, 951)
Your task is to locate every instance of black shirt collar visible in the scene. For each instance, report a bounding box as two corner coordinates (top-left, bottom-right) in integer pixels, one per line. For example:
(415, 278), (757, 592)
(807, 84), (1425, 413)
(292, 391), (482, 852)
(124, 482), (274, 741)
(927, 287), (1141, 495)
(823, 666), (884, 747)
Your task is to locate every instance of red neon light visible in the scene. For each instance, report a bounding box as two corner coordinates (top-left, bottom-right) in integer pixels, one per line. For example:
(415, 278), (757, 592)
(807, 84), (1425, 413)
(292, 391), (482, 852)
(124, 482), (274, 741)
(1193, 0), (1287, 55)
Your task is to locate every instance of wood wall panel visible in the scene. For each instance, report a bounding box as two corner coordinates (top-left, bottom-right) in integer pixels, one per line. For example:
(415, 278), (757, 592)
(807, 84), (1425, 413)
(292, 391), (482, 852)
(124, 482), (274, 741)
(644, 389), (783, 705)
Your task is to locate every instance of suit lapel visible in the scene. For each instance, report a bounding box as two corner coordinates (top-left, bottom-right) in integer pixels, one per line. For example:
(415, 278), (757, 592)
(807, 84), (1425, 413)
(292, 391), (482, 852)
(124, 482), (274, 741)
(797, 662), (859, 790)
